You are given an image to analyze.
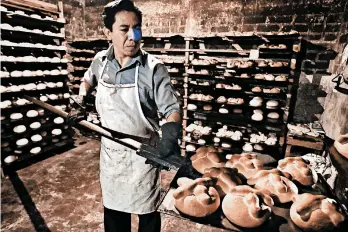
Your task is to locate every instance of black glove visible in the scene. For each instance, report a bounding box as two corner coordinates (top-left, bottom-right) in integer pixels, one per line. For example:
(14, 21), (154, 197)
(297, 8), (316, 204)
(67, 108), (86, 126)
(66, 96), (86, 126)
(144, 122), (182, 170)
(157, 122), (182, 158)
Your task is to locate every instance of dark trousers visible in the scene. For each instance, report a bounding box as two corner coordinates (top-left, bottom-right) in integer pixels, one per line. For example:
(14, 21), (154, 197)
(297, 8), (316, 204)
(104, 206), (161, 232)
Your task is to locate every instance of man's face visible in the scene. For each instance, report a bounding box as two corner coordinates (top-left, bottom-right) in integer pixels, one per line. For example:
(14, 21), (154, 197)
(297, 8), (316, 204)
(106, 11), (142, 58)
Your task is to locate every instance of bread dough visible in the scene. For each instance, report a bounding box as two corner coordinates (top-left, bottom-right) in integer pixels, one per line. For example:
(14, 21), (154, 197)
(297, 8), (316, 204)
(16, 138), (29, 147)
(30, 147), (42, 154)
(267, 112), (280, 119)
(13, 125), (26, 133)
(26, 110), (38, 117)
(4, 155), (17, 164)
(30, 122), (41, 129)
(249, 97), (263, 107)
(52, 129), (62, 136)
(10, 113), (23, 120)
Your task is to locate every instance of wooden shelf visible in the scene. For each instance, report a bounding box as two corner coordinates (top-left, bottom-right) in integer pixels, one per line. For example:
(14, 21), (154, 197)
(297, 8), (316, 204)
(1, 0), (72, 173)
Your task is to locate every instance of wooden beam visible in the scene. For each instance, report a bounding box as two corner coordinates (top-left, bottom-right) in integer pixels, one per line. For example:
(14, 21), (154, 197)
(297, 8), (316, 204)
(2, 0), (59, 14)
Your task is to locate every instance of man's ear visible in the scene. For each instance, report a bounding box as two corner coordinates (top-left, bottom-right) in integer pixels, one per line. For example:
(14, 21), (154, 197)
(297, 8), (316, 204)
(103, 27), (112, 40)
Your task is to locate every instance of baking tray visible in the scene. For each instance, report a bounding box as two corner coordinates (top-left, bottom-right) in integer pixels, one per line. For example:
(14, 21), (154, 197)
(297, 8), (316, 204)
(157, 154), (348, 232)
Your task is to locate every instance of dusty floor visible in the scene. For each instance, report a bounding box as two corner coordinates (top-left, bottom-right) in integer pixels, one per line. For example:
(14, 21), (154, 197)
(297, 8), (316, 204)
(1, 134), (228, 232)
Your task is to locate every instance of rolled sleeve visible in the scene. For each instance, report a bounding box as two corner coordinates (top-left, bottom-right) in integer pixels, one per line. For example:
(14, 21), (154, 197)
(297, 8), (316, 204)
(81, 51), (106, 87)
(82, 66), (96, 87)
(153, 64), (181, 118)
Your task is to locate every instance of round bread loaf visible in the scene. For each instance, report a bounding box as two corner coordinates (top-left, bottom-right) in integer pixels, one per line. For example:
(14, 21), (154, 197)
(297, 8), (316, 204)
(243, 143), (253, 152)
(203, 167), (243, 197)
(31, 134), (42, 142)
(249, 97), (263, 107)
(10, 113), (23, 120)
(265, 74), (275, 81)
(30, 122), (41, 129)
(52, 129), (62, 136)
(4, 155), (17, 164)
(60, 70), (69, 75)
(225, 153), (263, 180)
(247, 169), (298, 203)
(187, 104), (197, 111)
(13, 125), (26, 133)
(290, 193), (345, 231)
(16, 138), (29, 147)
(267, 112), (280, 119)
(30, 147), (42, 154)
(54, 117), (64, 124)
(190, 146), (225, 174)
(40, 96), (48, 102)
(51, 57), (60, 63)
(203, 104), (212, 111)
(10, 70), (22, 77)
(16, 98), (28, 106)
(277, 157), (317, 186)
(251, 110), (263, 121)
(251, 86), (262, 92)
(222, 185), (273, 228)
(186, 144), (196, 152)
(1, 100), (11, 108)
(219, 108), (229, 114)
(253, 144), (263, 151)
(266, 100), (279, 109)
(26, 110), (38, 118)
(35, 70), (44, 76)
(173, 177), (220, 217)
(56, 82), (64, 88)
(334, 134), (348, 158)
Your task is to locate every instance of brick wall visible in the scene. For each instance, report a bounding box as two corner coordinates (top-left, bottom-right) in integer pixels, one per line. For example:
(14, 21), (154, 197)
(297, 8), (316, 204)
(42, 0), (348, 137)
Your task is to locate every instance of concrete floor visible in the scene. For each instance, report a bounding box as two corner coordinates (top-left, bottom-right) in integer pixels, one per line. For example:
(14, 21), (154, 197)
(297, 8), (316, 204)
(1, 134), (228, 232)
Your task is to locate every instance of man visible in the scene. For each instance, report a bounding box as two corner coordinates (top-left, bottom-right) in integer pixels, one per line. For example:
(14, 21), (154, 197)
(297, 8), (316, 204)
(75, 0), (182, 231)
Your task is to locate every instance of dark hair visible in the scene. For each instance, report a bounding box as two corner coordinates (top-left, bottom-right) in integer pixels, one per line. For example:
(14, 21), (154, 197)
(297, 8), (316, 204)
(102, 0), (142, 31)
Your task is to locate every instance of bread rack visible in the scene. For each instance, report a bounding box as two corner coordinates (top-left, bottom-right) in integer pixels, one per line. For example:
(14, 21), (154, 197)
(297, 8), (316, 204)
(141, 33), (302, 159)
(1, 0), (73, 175)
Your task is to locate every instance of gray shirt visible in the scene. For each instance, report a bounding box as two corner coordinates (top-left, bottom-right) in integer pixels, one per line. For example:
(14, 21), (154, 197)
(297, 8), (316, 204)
(82, 45), (181, 128)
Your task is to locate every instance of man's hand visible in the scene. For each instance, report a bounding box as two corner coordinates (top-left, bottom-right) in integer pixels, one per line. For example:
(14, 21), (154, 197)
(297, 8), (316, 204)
(67, 108), (86, 126)
(66, 95), (87, 126)
(157, 122), (182, 158)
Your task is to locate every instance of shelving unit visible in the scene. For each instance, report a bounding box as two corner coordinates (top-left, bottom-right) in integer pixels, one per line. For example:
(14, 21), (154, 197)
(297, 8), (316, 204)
(67, 39), (108, 95)
(183, 34), (302, 159)
(141, 34), (302, 158)
(66, 40), (109, 138)
(0, 0), (74, 174)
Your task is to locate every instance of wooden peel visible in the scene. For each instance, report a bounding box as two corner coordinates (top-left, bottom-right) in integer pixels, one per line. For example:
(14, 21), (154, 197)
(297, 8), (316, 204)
(24, 95), (185, 170)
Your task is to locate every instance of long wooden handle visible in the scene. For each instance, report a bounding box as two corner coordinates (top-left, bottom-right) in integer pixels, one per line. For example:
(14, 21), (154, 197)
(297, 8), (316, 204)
(24, 95), (142, 150)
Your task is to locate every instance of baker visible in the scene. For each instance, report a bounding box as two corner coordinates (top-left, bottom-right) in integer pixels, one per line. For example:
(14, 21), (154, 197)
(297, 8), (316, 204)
(70, 0), (182, 231)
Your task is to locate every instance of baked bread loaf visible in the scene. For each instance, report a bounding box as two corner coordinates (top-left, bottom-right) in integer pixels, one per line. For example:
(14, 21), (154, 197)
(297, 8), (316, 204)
(277, 157), (317, 186)
(190, 146), (225, 174)
(251, 110), (263, 121)
(225, 154), (263, 179)
(290, 193), (345, 231)
(334, 134), (348, 158)
(173, 177), (220, 217)
(222, 185), (274, 228)
(203, 167), (243, 197)
(247, 169), (298, 203)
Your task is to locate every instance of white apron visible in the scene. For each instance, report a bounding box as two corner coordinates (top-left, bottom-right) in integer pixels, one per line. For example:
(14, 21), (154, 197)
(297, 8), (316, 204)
(96, 58), (161, 214)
